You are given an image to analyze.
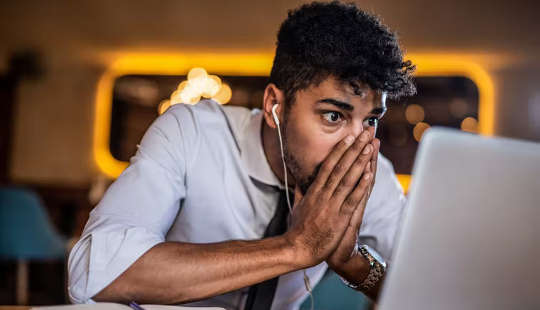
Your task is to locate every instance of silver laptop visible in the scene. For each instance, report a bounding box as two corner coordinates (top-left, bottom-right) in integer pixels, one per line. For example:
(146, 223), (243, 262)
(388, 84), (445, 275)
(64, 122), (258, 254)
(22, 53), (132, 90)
(379, 127), (540, 310)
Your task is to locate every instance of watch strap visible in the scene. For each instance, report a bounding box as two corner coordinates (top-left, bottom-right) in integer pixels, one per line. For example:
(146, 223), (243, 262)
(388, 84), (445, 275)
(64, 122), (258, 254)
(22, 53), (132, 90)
(358, 245), (386, 291)
(340, 245), (386, 292)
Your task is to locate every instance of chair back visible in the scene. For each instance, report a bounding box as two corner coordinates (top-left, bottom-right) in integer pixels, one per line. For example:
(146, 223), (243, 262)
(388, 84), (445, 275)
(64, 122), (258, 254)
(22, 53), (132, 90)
(0, 187), (65, 260)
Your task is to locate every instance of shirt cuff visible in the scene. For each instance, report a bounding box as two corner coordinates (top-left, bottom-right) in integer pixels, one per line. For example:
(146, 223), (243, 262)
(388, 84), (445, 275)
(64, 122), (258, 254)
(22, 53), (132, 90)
(70, 227), (163, 303)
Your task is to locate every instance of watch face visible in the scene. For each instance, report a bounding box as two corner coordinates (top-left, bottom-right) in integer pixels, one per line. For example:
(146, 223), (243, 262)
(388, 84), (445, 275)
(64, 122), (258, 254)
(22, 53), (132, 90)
(362, 244), (386, 267)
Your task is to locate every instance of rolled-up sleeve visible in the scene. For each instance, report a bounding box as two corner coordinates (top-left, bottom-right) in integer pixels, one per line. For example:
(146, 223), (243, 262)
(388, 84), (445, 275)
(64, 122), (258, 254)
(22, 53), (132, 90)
(68, 104), (196, 303)
(357, 154), (407, 263)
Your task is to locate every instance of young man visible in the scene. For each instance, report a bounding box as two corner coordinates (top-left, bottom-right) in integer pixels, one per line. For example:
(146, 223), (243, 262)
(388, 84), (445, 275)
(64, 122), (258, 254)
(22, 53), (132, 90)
(68, 1), (415, 309)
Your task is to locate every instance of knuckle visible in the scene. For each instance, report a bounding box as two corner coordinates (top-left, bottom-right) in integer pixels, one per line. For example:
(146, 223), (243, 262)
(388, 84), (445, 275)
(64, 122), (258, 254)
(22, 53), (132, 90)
(359, 132), (369, 142)
(359, 178), (371, 190)
(352, 160), (367, 173)
(334, 141), (350, 155)
(340, 139), (350, 149)
(341, 198), (356, 213)
(351, 140), (363, 151)
(334, 163), (346, 174)
(360, 153), (372, 163)
(333, 185), (345, 197)
(326, 174), (338, 188)
(347, 195), (361, 208)
(319, 163), (333, 176)
(341, 175), (357, 188)
(353, 157), (367, 167)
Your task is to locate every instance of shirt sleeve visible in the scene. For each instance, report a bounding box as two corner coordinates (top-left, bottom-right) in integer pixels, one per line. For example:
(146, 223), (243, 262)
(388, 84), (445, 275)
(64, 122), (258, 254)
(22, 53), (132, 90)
(357, 153), (408, 263)
(67, 104), (197, 303)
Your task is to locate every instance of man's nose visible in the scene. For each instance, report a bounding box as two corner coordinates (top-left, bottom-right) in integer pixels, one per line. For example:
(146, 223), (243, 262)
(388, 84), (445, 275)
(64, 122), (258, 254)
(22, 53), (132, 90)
(349, 120), (364, 138)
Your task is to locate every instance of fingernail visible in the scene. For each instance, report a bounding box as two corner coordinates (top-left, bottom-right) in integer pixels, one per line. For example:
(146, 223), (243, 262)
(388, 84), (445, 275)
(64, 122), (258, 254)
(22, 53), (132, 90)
(366, 162), (371, 171)
(362, 144), (372, 155)
(364, 173), (372, 180)
(344, 135), (354, 145)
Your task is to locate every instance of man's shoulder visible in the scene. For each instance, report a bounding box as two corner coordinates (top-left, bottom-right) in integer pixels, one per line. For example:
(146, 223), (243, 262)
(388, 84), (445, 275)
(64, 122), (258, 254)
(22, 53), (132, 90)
(166, 99), (253, 131)
(166, 99), (224, 123)
(221, 104), (261, 140)
(163, 100), (259, 158)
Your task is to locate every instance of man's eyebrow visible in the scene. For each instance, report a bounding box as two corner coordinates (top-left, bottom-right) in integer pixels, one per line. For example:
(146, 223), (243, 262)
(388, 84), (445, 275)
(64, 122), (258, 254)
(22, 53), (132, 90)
(316, 98), (354, 111)
(317, 98), (387, 116)
(371, 106), (387, 116)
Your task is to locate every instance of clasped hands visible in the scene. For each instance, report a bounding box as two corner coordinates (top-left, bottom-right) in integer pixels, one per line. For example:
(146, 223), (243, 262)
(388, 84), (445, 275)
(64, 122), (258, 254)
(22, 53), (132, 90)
(284, 126), (379, 286)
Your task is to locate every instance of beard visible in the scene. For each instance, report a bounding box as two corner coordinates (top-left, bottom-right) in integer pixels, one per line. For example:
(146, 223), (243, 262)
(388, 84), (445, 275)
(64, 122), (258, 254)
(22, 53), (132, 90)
(282, 117), (322, 195)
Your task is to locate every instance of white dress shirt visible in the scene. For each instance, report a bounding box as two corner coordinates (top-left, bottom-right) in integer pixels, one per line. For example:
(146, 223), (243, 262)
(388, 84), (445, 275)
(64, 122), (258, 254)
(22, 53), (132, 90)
(68, 100), (407, 309)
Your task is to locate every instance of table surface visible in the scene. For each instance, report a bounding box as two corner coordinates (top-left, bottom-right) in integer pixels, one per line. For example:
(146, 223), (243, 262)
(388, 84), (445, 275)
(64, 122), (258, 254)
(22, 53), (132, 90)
(0, 307), (31, 310)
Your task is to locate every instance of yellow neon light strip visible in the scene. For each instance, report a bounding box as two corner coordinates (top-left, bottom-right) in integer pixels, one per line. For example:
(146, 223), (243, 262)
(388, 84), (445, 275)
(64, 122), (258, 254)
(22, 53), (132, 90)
(93, 53), (495, 193)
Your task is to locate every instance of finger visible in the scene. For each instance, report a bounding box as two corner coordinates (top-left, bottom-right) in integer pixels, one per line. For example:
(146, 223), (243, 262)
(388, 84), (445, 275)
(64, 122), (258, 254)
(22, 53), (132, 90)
(323, 130), (372, 198)
(369, 138), (380, 193)
(294, 184), (303, 206)
(340, 170), (372, 215)
(331, 218), (360, 263)
(366, 162), (375, 196)
(367, 125), (376, 140)
(330, 192), (368, 263)
(348, 189), (369, 233)
(330, 140), (373, 206)
(340, 191), (369, 249)
(310, 134), (356, 193)
(363, 156), (376, 195)
(371, 138), (380, 175)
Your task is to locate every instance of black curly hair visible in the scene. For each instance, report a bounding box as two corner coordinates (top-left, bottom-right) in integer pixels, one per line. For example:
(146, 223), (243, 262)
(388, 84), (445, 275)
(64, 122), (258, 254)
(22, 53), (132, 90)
(269, 1), (416, 104)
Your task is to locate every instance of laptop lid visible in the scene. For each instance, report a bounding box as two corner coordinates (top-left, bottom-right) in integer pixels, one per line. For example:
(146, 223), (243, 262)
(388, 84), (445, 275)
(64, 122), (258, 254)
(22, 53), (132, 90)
(379, 127), (540, 310)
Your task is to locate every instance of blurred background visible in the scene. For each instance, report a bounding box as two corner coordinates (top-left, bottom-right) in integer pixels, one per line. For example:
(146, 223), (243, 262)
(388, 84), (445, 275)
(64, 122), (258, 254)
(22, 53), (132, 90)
(1, 0), (539, 307)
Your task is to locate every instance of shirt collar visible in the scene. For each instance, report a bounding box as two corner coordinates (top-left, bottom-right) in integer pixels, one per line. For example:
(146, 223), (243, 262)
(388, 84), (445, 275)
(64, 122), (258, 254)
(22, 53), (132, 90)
(239, 109), (284, 189)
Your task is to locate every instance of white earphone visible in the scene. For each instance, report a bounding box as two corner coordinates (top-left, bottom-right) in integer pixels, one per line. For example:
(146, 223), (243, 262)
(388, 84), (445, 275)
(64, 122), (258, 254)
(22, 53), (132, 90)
(271, 103), (314, 309)
(271, 103), (280, 127)
(271, 103), (291, 210)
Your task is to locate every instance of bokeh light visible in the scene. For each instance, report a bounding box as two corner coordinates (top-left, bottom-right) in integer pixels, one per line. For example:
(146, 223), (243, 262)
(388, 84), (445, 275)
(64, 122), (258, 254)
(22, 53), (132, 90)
(461, 117), (478, 133)
(166, 67), (231, 106)
(158, 99), (171, 115)
(212, 83), (232, 104)
(187, 67), (207, 81)
(413, 122), (430, 142)
(202, 75), (221, 98)
(405, 104), (425, 124)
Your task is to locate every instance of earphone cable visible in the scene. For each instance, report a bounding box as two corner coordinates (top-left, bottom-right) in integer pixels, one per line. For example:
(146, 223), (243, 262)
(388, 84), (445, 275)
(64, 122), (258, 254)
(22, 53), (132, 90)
(275, 114), (314, 310)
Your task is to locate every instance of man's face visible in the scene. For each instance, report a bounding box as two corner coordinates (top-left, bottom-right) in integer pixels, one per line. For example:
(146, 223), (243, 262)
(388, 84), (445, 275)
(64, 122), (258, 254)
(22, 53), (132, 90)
(282, 76), (387, 194)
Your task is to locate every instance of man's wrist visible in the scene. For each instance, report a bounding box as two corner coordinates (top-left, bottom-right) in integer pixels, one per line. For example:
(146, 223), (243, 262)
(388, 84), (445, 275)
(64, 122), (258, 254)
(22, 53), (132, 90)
(340, 245), (387, 292)
(334, 252), (371, 288)
(278, 234), (314, 269)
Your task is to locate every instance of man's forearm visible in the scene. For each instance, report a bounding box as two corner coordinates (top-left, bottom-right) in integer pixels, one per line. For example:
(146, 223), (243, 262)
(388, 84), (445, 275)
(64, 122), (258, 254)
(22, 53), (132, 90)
(93, 236), (303, 304)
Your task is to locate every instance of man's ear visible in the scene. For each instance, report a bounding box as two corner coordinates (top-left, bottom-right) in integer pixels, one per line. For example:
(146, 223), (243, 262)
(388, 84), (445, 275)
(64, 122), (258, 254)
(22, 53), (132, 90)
(262, 83), (285, 129)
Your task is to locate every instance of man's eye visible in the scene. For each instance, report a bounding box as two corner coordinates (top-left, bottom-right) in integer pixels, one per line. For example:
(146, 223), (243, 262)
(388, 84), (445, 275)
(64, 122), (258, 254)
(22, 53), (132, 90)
(363, 117), (379, 127)
(322, 111), (343, 124)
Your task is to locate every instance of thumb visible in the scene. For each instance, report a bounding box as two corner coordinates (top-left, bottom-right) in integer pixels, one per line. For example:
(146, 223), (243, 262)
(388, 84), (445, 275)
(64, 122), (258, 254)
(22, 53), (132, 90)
(294, 184), (304, 206)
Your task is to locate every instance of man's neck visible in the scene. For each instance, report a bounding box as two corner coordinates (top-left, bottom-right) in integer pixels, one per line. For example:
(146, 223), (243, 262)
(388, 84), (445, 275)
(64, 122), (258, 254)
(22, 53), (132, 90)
(261, 120), (296, 189)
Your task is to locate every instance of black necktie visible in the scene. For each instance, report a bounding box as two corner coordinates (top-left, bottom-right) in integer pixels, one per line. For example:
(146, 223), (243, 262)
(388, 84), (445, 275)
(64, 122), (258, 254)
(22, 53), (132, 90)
(244, 190), (291, 310)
